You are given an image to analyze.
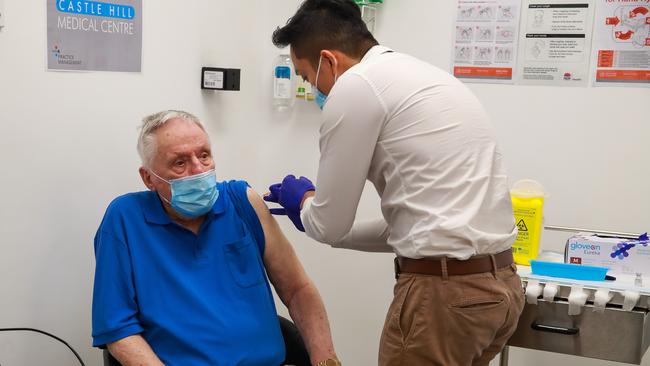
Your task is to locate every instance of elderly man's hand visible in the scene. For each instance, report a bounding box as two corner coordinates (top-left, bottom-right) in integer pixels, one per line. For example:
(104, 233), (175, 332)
(264, 175), (315, 232)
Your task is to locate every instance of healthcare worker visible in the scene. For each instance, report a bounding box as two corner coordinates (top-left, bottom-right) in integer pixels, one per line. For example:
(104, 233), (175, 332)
(266, 1), (525, 365)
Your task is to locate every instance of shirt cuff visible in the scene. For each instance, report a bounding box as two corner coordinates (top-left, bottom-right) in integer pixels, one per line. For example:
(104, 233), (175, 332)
(301, 196), (314, 212)
(92, 323), (144, 348)
(300, 196), (315, 236)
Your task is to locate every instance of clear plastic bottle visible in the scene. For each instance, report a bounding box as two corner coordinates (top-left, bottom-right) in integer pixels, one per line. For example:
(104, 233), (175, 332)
(273, 54), (295, 111)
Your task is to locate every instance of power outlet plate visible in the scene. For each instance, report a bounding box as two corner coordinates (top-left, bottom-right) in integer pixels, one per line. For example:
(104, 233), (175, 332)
(201, 67), (240, 91)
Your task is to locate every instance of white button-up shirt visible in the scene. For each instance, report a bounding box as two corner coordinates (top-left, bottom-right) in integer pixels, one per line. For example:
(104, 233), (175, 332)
(301, 45), (517, 260)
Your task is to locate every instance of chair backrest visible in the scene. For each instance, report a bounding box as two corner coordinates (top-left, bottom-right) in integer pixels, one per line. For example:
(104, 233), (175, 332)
(103, 348), (121, 366)
(103, 315), (310, 366)
(279, 315), (311, 366)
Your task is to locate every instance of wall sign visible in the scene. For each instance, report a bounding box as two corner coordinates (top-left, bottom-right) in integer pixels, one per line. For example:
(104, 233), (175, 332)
(47, 0), (142, 72)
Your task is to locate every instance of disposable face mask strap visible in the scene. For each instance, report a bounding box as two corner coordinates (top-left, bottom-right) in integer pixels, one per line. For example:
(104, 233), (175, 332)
(314, 54), (338, 93)
(314, 55), (323, 93)
(150, 169), (214, 184)
(149, 169), (170, 184)
(148, 170), (172, 204)
(159, 194), (171, 205)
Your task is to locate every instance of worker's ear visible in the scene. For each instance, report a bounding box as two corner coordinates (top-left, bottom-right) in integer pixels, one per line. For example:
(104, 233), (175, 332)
(319, 50), (339, 73)
(139, 167), (156, 191)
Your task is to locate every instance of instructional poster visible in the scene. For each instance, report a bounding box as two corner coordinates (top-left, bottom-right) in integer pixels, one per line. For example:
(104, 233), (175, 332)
(452, 0), (523, 83)
(593, 0), (650, 86)
(47, 0), (142, 72)
(517, 0), (595, 86)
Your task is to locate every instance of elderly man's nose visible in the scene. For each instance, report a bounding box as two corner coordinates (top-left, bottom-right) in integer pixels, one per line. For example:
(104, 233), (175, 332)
(189, 156), (206, 174)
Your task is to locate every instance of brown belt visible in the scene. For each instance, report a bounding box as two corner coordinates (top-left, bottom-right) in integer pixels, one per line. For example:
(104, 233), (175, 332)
(395, 249), (513, 278)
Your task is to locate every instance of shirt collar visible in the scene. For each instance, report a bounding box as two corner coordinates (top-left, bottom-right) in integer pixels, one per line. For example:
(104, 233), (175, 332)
(360, 45), (394, 63)
(143, 188), (226, 225)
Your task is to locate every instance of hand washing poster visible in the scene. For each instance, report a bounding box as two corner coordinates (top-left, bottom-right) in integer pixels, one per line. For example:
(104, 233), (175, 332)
(452, 0), (523, 84)
(517, 0), (595, 86)
(47, 0), (142, 72)
(592, 0), (650, 87)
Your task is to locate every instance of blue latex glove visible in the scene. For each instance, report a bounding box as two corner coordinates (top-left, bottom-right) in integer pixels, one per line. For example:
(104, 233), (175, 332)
(264, 175), (315, 232)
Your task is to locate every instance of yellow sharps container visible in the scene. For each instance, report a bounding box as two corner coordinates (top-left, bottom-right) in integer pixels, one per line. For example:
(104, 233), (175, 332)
(510, 179), (546, 265)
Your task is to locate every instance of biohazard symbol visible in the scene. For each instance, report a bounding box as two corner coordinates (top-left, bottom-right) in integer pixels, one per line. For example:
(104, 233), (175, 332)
(516, 219), (528, 232)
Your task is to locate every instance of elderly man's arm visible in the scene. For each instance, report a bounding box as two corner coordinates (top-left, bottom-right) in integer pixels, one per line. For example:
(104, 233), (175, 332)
(247, 188), (337, 364)
(107, 335), (164, 366)
(93, 227), (164, 366)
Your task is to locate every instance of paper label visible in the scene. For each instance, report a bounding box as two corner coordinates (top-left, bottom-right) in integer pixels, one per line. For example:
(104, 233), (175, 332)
(204, 70), (224, 89)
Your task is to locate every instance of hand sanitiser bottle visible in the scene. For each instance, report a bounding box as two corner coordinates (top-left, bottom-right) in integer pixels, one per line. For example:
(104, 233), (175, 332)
(273, 54), (295, 111)
(510, 179), (546, 265)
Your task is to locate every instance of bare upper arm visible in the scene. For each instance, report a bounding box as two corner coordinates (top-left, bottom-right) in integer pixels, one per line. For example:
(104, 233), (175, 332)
(246, 188), (311, 304)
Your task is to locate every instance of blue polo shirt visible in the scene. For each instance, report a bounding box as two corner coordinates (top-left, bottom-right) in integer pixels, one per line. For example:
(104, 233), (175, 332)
(92, 180), (285, 366)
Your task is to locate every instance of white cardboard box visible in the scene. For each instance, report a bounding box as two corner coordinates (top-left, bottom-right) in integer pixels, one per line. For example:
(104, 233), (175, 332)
(565, 233), (650, 277)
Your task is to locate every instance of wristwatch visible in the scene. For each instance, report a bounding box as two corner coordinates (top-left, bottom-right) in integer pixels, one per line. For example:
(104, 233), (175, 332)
(316, 358), (342, 366)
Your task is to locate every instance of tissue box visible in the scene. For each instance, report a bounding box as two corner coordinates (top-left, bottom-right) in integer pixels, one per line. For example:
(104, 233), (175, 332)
(565, 233), (650, 277)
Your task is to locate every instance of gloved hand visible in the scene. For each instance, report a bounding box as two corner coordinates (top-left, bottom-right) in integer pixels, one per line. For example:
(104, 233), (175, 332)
(264, 175), (315, 232)
(265, 183), (305, 230)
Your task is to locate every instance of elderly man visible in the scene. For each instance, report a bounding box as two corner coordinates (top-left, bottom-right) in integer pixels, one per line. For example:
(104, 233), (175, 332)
(92, 110), (339, 366)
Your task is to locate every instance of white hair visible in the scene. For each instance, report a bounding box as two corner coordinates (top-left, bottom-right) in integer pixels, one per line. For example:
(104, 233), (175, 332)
(137, 110), (206, 168)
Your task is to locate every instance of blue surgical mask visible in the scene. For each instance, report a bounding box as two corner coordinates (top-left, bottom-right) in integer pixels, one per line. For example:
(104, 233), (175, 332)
(313, 55), (337, 110)
(151, 169), (219, 218)
(314, 89), (328, 110)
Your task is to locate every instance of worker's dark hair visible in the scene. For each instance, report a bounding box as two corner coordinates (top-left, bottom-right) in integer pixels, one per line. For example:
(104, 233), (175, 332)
(272, 0), (378, 68)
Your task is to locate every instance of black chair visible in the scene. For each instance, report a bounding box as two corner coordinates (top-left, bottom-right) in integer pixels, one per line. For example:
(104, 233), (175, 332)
(103, 316), (310, 366)
(103, 350), (121, 366)
(278, 315), (311, 366)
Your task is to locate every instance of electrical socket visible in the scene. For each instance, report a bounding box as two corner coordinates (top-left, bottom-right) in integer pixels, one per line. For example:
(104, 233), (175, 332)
(201, 67), (240, 91)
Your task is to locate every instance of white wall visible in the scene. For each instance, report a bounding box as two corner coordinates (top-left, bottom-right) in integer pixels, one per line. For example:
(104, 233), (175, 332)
(0, 1), (648, 365)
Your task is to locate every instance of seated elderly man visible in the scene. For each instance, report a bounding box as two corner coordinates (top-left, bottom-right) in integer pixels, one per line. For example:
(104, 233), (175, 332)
(92, 110), (339, 366)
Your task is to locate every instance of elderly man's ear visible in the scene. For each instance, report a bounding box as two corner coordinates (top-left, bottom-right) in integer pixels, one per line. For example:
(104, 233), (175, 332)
(139, 167), (156, 191)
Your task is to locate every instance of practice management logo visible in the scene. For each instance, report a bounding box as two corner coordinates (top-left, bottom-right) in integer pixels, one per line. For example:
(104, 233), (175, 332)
(56, 0), (135, 20)
(51, 44), (81, 65)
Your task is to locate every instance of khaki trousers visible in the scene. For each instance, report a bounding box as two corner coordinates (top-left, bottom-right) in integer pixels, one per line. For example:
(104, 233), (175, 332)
(378, 263), (524, 366)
